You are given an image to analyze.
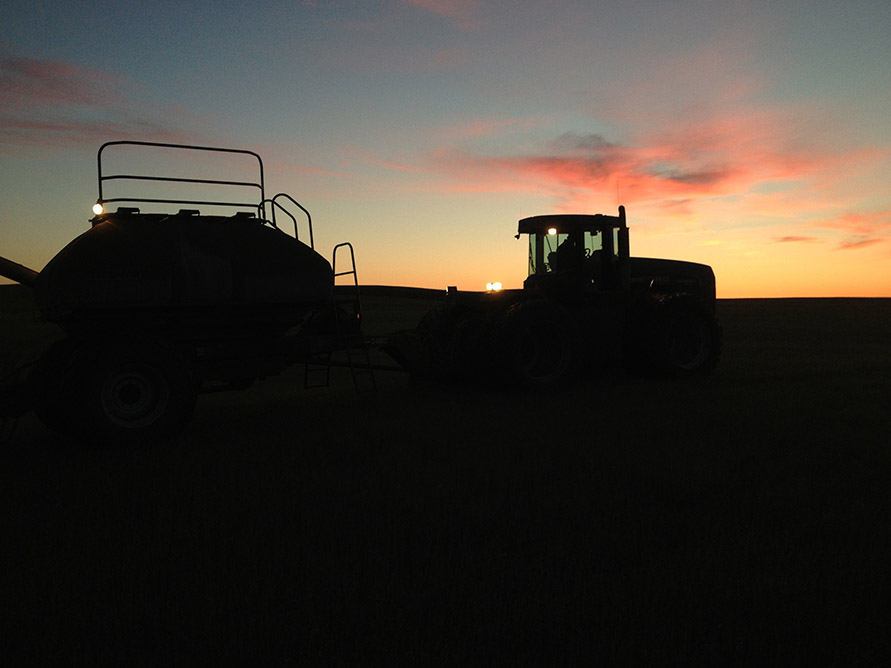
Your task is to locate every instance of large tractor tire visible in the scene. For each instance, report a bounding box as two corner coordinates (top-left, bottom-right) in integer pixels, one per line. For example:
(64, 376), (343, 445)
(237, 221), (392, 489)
(495, 300), (581, 387)
(650, 296), (722, 376)
(37, 340), (197, 444)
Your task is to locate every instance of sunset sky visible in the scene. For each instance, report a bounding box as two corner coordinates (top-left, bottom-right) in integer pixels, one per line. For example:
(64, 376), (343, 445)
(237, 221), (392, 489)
(2, 0), (890, 297)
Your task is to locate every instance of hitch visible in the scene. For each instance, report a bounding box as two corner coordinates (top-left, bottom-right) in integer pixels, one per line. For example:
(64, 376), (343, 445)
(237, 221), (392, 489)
(0, 256), (40, 287)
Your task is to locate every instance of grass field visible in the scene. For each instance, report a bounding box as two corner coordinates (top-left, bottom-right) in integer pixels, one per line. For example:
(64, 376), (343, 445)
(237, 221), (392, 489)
(1, 287), (889, 666)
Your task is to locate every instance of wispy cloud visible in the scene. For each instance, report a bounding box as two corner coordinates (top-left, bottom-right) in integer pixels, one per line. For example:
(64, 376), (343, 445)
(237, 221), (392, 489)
(776, 236), (819, 243)
(343, 145), (421, 173)
(1, 54), (123, 106)
(818, 211), (891, 250)
(826, 211), (891, 236)
(0, 52), (197, 148)
(838, 237), (883, 250)
(398, 0), (482, 30)
(312, 1), (476, 74)
(439, 116), (542, 140)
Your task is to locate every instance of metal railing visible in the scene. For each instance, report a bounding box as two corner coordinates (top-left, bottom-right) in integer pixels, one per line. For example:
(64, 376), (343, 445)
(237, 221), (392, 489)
(96, 141), (266, 218)
(265, 193), (314, 249)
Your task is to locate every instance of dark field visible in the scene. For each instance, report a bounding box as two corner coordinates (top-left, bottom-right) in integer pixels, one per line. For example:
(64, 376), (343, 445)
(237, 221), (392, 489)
(1, 287), (890, 666)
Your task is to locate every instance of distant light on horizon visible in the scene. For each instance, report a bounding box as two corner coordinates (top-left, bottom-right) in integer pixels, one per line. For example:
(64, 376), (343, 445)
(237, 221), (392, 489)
(486, 282), (503, 292)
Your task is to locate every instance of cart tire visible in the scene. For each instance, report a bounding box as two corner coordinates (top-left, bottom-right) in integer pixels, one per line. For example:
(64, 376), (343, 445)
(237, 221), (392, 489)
(71, 341), (197, 444)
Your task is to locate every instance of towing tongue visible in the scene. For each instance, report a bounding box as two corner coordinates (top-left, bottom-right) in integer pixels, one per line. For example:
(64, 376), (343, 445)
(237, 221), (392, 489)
(0, 256), (40, 287)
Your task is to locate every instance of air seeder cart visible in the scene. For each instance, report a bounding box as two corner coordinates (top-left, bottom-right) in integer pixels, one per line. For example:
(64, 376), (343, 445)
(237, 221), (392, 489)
(0, 141), (378, 442)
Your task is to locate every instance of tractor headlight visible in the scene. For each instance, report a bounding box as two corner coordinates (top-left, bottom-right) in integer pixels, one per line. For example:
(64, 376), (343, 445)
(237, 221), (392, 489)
(92, 201), (105, 215)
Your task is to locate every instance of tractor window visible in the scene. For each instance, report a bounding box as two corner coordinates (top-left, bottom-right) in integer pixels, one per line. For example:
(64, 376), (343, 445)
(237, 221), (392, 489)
(585, 230), (603, 258)
(528, 230), (604, 276)
(528, 232), (561, 275)
(547, 233), (569, 272)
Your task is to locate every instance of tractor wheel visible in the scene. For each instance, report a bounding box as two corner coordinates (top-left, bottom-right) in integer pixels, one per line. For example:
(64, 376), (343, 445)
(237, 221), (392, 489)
(652, 297), (722, 376)
(69, 341), (197, 444)
(495, 300), (580, 387)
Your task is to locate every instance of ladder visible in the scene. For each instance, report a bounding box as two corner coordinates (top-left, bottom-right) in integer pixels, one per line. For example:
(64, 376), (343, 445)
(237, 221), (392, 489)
(304, 242), (376, 392)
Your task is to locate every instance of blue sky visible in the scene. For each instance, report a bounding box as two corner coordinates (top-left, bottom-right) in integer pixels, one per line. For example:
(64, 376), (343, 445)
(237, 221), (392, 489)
(2, 0), (890, 296)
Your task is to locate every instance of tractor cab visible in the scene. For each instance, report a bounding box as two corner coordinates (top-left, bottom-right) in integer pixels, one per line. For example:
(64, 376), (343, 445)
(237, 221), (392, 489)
(519, 206), (630, 293)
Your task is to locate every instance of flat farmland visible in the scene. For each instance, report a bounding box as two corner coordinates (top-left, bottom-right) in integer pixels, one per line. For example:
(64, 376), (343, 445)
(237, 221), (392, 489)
(1, 288), (889, 666)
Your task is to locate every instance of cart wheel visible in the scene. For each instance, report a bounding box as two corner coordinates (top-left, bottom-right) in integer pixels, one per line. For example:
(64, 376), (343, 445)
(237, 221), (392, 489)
(72, 341), (197, 444)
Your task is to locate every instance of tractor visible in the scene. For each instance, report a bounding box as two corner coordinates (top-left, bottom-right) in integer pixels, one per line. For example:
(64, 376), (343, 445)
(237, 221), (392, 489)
(390, 206), (722, 385)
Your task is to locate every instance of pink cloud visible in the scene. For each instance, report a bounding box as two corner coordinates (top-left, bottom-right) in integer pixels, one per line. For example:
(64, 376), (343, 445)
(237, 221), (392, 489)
(271, 160), (351, 179)
(429, 127), (745, 206)
(776, 236), (819, 243)
(827, 209), (891, 249)
(0, 52), (197, 148)
(320, 40), (469, 75)
(0, 53), (124, 107)
(654, 199), (696, 216)
(315, 4), (474, 74)
(399, 0), (481, 29)
(825, 211), (891, 236)
(0, 118), (188, 149)
(342, 145), (421, 173)
(439, 116), (542, 140)
(838, 237), (883, 250)
(426, 104), (890, 222)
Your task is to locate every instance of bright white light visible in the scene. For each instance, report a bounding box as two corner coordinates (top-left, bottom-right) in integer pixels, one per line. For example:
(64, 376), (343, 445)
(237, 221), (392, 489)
(92, 202), (104, 215)
(486, 282), (503, 291)
(547, 227), (558, 236)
